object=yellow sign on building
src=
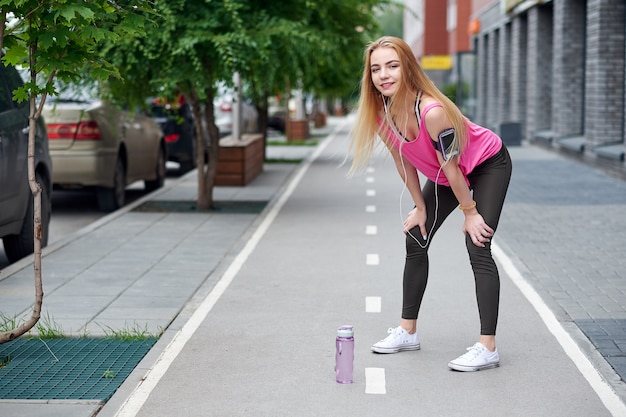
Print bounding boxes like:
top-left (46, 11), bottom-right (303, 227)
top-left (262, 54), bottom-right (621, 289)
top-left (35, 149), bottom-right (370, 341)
top-left (420, 55), bottom-right (452, 70)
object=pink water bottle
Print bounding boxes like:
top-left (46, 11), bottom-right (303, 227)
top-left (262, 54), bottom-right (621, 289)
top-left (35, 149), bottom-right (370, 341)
top-left (335, 325), bottom-right (354, 384)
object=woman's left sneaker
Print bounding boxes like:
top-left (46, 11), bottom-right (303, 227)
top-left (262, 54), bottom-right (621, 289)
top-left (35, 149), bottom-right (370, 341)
top-left (448, 342), bottom-right (499, 371)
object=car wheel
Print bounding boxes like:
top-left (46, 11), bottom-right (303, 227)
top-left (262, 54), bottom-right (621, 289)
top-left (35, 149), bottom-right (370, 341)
top-left (145, 145), bottom-right (166, 191)
top-left (97, 157), bottom-right (126, 212)
top-left (3, 173), bottom-right (51, 263)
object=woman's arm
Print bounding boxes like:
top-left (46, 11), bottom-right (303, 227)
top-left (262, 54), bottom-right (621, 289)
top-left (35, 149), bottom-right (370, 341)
top-left (425, 107), bottom-right (494, 247)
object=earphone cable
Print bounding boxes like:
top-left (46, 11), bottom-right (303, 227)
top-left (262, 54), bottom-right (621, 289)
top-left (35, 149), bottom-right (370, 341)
top-left (398, 134), bottom-right (447, 250)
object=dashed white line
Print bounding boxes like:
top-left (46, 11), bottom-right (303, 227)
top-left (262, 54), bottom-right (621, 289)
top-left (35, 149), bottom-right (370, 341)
top-left (365, 368), bottom-right (386, 394)
top-left (366, 176), bottom-right (375, 183)
top-left (365, 225), bottom-right (378, 235)
top-left (366, 189), bottom-right (376, 197)
top-left (366, 205), bottom-right (376, 213)
top-left (365, 296), bottom-right (381, 313)
top-left (366, 254), bottom-right (380, 265)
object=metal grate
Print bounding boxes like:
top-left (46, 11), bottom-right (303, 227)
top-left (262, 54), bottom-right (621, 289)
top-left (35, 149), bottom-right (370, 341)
top-left (133, 200), bottom-right (268, 214)
top-left (0, 338), bottom-right (157, 400)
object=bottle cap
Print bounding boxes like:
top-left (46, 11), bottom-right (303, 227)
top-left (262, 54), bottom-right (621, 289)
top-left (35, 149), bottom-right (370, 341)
top-left (337, 325), bottom-right (353, 337)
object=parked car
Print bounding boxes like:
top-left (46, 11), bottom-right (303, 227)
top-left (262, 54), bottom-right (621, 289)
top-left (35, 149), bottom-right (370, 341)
top-left (267, 108), bottom-right (287, 133)
top-left (267, 96), bottom-right (287, 133)
top-left (149, 97), bottom-right (202, 174)
top-left (43, 90), bottom-right (166, 212)
top-left (0, 63), bottom-right (53, 263)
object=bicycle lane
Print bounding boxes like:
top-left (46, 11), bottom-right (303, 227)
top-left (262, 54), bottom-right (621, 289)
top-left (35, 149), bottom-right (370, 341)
top-left (110, 116), bottom-right (615, 417)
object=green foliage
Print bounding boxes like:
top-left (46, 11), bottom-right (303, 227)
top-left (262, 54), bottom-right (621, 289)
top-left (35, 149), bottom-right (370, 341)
top-left (0, 311), bottom-right (65, 338)
top-left (103, 0), bottom-right (388, 106)
top-left (99, 322), bottom-right (162, 342)
top-left (442, 82), bottom-right (470, 105)
top-left (34, 311), bottom-right (65, 339)
top-left (102, 369), bottom-right (116, 378)
top-left (0, 356), bottom-right (10, 368)
top-left (1, 0), bottom-right (156, 103)
top-left (378, 2), bottom-right (404, 38)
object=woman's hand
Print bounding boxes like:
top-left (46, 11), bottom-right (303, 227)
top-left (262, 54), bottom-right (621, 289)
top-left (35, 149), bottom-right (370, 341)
top-left (404, 207), bottom-right (428, 240)
top-left (462, 210), bottom-right (494, 247)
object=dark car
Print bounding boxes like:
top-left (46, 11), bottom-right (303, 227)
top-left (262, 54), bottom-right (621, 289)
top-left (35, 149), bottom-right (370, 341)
top-left (267, 108), bottom-right (287, 133)
top-left (267, 98), bottom-right (287, 133)
top-left (150, 97), bottom-right (201, 174)
top-left (0, 63), bottom-right (53, 263)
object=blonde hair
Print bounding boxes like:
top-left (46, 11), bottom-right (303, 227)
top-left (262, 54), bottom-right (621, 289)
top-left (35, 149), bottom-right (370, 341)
top-left (347, 36), bottom-right (468, 175)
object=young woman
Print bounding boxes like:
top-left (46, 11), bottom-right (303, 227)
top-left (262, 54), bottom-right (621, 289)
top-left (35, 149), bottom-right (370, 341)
top-left (348, 36), bottom-right (512, 371)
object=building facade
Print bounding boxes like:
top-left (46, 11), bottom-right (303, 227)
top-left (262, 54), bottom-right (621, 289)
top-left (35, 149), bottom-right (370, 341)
top-left (471, 0), bottom-right (626, 167)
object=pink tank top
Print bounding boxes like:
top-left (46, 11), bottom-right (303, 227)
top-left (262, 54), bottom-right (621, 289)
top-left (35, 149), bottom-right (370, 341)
top-left (381, 103), bottom-right (502, 186)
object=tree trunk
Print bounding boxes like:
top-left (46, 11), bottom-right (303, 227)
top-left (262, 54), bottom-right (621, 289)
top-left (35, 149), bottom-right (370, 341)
top-left (255, 91), bottom-right (269, 161)
top-left (0, 80), bottom-right (44, 344)
top-left (200, 85), bottom-right (220, 210)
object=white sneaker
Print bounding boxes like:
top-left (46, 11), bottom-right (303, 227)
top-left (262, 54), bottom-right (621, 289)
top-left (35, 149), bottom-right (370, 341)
top-left (371, 326), bottom-right (420, 353)
top-left (448, 342), bottom-right (500, 371)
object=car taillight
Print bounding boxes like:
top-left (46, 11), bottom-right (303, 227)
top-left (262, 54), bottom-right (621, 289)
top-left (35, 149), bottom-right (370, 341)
top-left (47, 121), bottom-right (101, 140)
top-left (164, 133), bottom-right (180, 143)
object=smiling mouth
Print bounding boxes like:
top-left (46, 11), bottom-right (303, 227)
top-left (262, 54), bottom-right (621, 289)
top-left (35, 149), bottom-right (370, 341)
top-left (380, 83), bottom-right (394, 89)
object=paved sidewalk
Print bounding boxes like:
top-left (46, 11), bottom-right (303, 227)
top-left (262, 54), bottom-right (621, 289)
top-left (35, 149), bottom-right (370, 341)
top-left (1, 115), bottom-right (626, 416)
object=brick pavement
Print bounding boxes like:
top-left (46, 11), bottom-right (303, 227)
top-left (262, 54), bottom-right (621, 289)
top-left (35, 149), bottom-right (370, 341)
top-left (496, 145), bottom-right (626, 384)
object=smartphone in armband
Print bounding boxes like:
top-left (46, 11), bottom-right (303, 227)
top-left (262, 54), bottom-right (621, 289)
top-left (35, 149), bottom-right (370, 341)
top-left (436, 128), bottom-right (459, 161)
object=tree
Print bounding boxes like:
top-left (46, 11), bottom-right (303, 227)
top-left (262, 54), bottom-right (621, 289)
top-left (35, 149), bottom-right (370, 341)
top-left (106, 0), bottom-right (389, 210)
top-left (105, 0), bottom-right (259, 210)
top-left (240, 0), bottom-right (386, 140)
top-left (0, 0), bottom-right (154, 343)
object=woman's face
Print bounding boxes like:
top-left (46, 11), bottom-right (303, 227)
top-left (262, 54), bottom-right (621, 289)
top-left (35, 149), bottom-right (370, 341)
top-left (370, 46), bottom-right (401, 97)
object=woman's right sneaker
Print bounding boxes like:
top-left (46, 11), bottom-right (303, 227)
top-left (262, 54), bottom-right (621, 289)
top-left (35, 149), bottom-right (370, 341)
top-left (371, 326), bottom-right (420, 353)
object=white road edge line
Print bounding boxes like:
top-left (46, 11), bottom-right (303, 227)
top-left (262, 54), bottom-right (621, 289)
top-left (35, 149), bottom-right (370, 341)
top-left (113, 120), bottom-right (350, 417)
top-left (492, 242), bottom-right (626, 417)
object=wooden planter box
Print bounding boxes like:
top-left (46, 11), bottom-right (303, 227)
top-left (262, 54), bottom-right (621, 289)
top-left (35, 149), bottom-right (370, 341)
top-left (286, 119), bottom-right (310, 141)
top-left (215, 133), bottom-right (264, 186)
top-left (313, 112), bottom-right (326, 128)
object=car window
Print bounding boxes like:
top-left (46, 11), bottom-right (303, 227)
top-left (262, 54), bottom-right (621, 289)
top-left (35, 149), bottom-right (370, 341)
top-left (46, 81), bottom-right (98, 104)
top-left (0, 68), bottom-right (16, 114)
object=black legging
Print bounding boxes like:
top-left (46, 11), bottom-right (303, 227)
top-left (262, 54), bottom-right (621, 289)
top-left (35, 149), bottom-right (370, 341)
top-left (402, 145), bottom-right (512, 335)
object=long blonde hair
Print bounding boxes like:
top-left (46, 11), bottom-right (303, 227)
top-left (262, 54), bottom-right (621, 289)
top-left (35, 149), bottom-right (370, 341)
top-left (347, 36), bottom-right (468, 175)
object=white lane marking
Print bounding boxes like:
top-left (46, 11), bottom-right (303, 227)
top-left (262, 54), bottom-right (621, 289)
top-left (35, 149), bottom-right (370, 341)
top-left (113, 119), bottom-right (351, 417)
top-left (366, 189), bottom-right (376, 197)
top-left (365, 296), bottom-right (381, 313)
top-left (366, 254), bottom-right (379, 266)
top-left (365, 367), bottom-right (386, 394)
top-left (492, 242), bottom-right (626, 417)
top-left (366, 176), bottom-right (375, 183)
top-left (366, 205), bottom-right (376, 213)
top-left (367, 167), bottom-right (375, 173)
top-left (365, 225), bottom-right (378, 235)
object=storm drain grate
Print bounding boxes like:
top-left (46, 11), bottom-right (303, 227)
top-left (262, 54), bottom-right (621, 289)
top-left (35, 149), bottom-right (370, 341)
top-left (0, 337), bottom-right (157, 400)
top-left (133, 200), bottom-right (268, 214)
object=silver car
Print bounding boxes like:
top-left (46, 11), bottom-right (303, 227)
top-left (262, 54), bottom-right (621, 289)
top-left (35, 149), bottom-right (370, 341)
top-left (43, 95), bottom-right (166, 212)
